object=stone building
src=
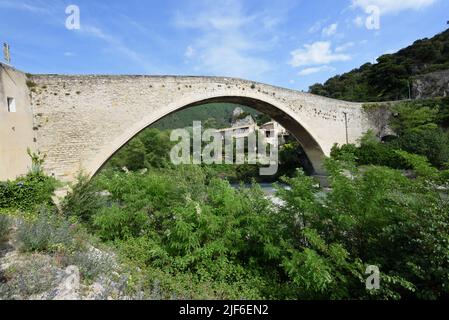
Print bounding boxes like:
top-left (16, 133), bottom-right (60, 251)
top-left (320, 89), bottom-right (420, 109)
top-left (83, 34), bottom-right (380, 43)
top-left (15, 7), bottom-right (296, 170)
top-left (216, 108), bottom-right (289, 146)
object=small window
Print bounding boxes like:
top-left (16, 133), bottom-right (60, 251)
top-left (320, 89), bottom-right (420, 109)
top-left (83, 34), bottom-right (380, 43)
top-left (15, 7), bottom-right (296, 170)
top-left (7, 97), bottom-right (16, 112)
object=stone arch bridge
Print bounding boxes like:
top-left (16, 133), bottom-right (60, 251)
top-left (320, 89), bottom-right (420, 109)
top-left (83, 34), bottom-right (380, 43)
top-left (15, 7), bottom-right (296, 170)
top-left (0, 63), bottom-right (380, 183)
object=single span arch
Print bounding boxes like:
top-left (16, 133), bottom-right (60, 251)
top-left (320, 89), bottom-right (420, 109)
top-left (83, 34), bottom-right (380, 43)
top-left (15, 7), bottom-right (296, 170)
top-left (0, 66), bottom-right (377, 182)
top-left (88, 95), bottom-right (326, 178)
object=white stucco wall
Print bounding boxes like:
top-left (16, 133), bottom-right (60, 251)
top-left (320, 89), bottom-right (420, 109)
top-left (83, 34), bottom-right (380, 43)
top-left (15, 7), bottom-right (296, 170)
top-left (0, 64), bottom-right (36, 181)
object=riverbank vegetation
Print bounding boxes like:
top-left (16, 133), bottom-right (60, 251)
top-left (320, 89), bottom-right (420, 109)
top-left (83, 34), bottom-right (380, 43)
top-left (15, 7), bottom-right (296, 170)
top-left (1, 126), bottom-right (448, 299)
top-left (332, 101), bottom-right (449, 170)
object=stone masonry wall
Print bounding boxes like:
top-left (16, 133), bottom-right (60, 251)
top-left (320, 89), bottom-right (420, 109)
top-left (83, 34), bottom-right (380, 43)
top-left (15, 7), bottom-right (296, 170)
top-left (26, 75), bottom-right (370, 181)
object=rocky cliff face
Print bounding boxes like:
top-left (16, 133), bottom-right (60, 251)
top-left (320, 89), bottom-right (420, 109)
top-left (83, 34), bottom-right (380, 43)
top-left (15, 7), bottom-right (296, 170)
top-left (412, 69), bottom-right (449, 99)
top-left (231, 107), bottom-right (256, 127)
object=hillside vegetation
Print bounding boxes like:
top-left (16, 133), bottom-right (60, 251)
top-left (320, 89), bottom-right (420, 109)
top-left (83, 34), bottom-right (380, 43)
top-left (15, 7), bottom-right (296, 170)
top-left (152, 103), bottom-right (259, 130)
top-left (310, 29), bottom-right (449, 102)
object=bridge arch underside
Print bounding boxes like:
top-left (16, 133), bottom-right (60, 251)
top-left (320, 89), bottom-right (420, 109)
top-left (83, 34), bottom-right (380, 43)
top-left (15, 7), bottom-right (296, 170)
top-left (89, 96), bottom-right (327, 179)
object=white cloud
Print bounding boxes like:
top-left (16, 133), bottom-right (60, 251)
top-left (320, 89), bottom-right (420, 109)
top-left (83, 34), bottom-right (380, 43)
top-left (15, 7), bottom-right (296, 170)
top-left (64, 52), bottom-right (75, 57)
top-left (322, 23), bottom-right (338, 37)
top-left (262, 16), bottom-right (282, 30)
top-left (289, 41), bottom-right (351, 67)
top-left (185, 46), bottom-right (195, 58)
top-left (353, 16), bottom-right (365, 27)
top-left (174, 0), bottom-right (277, 79)
top-left (298, 65), bottom-right (336, 76)
top-left (335, 42), bottom-right (355, 52)
top-left (308, 20), bottom-right (324, 34)
top-left (351, 0), bottom-right (437, 14)
top-left (79, 25), bottom-right (153, 72)
top-left (0, 0), bottom-right (51, 14)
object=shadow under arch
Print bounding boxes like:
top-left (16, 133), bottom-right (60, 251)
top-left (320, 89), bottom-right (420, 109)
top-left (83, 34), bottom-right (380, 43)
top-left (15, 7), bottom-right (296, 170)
top-left (86, 95), bottom-right (327, 179)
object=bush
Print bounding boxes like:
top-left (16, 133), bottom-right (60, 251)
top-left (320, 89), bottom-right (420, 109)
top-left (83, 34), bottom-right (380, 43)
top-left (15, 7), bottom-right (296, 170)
top-left (64, 249), bottom-right (116, 282)
top-left (0, 215), bottom-right (10, 241)
top-left (96, 168), bottom-right (199, 215)
top-left (17, 208), bottom-right (75, 253)
top-left (93, 205), bottom-right (149, 241)
top-left (391, 128), bottom-right (449, 168)
top-left (390, 102), bottom-right (438, 136)
top-left (61, 173), bottom-right (105, 223)
top-left (0, 256), bottom-right (61, 299)
top-left (330, 141), bottom-right (409, 169)
top-left (0, 172), bottom-right (57, 211)
top-left (276, 159), bottom-right (449, 299)
top-left (42, 154), bottom-right (448, 300)
top-left (356, 142), bottom-right (409, 169)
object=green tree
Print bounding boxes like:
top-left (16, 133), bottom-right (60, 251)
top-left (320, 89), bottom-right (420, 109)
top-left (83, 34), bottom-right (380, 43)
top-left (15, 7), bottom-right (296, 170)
top-left (392, 128), bottom-right (449, 168)
top-left (390, 102), bottom-right (438, 135)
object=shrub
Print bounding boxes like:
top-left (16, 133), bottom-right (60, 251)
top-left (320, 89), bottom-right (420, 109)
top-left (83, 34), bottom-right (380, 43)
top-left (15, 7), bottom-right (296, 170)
top-left (357, 141), bottom-right (408, 169)
top-left (64, 249), bottom-right (116, 282)
top-left (0, 172), bottom-right (57, 211)
top-left (278, 159), bottom-right (449, 299)
top-left (394, 150), bottom-right (440, 180)
top-left (390, 102), bottom-right (438, 136)
top-left (330, 143), bottom-right (358, 161)
top-left (92, 206), bottom-right (149, 241)
top-left (108, 174), bottom-right (276, 299)
top-left (51, 155), bottom-right (448, 300)
top-left (0, 257), bottom-right (61, 299)
top-left (330, 141), bottom-right (408, 169)
top-left (96, 169), bottom-right (194, 214)
top-left (61, 173), bottom-right (105, 223)
top-left (0, 215), bottom-right (10, 241)
top-left (26, 80), bottom-right (37, 89)
top-left (17, 208), bottom-right (74, 253)
top-left (391, 128), bottom-right (449, 168)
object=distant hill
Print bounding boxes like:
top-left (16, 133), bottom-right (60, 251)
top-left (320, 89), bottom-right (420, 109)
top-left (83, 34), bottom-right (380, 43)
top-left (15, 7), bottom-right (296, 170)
top-left (151, 103), bottom-right (260, 130)
top-left (309, 28), bottom-right (449, 102)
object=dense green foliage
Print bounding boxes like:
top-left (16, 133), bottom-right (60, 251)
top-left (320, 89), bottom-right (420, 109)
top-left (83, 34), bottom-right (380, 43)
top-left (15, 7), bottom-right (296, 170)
top-left (0, 150), bottom-right (57, 212)
top-left (61, 173), bottom-right (106, 224)
top-left (104, 128), bottom-right (175, 172)
top-left (102, 124), bottom-right (310, 183)
top-left (333, 102), bottom-right (449, 169)
top-left (310, 29), bottom-right (449, 102)
top-left (152, 103), bottom-right (259, 130)
top-left (1, 131), bottom-right (448, 299)
top-left (390, 127), bottom-right (449, 168)
top-left (55, 155), bottom-right (449, 299)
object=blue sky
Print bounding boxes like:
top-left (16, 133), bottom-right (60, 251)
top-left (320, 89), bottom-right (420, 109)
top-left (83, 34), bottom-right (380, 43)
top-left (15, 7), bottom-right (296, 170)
top-left (0, 0), bottom-right (448, 91)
